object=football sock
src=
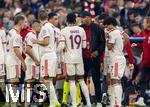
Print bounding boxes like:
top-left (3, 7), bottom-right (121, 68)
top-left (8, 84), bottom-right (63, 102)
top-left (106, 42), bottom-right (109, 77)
top-left (110, 85), bottom-right (115, 107)
top-left (49, 80), bottom-right (58, 105)
top-left (114, 84), bottom-right (122, 107)
top-left (69, 80), bottom-right (76, 107)
top-left (62, 80), bottom-right (70, 104)
top-left (107, 85), bottom-right (112, 101)
top-left (76, 82), bottom-right (82, 105)
top-left (79, 79), bottom-right (91, 105)
top-left (25, 84), bottom-right (32, 106)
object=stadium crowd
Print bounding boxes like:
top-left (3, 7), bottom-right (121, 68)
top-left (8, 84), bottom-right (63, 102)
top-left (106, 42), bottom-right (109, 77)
top-left (0, 0), bottom-right (150, 107)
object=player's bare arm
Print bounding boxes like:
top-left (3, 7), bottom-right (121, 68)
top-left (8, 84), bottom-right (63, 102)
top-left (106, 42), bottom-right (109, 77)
top-left (14, 47), bottom-right (26, 71)
top-left (122, 31), bottom-right (129, 46)
top-left (26, 46), bottom-right (40, 66)
top-left (32, 36), bottom-right (50, 46)
top-left (57, 35), bottom-right (65, 51)
top-left (107, 43), bottom-right (114, 50)
top-left (91, 50), bottom-right (98, 58)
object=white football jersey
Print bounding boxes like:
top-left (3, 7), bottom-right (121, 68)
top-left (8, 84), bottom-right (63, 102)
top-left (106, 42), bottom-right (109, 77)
top-left (60, 25), bottom-right (86, 63)
top-left (104, 29), bottom-right (110, 57)
top-left (54, 27), bottom-right (61, 39)
top-left (38, 22), bottom-right (57, 58)
top-left (24, 32), bottom-right (40, 62)
top-left (108, 29), bottom-right (124, 58)
top-left (54, 27), bottom-right (62, 67)
top-left (0, 29), bottom-right (6, 64)
top-left (6, 29), bottom-right (22, 66)
top-left (54, 27), bottom-right (61, 52)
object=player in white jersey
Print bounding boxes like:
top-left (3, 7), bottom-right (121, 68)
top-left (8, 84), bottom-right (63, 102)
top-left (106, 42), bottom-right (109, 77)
top-left (6, 15), bottom-right (26, 105)
top-left (0, 28), bottom-right (7, 96)
top-left (58, 13), bottom-right (91, 107)
top-left (47, 12), bottom-right (62, 75)
top-left (25, 20), bottom-right (40, 81)
top-left (6, 15), bottom-right (26, 81)
top-left (103, 29), bottom-right (111, 76)
top-left (32, 10), bottom-right (60, 107)
top-left (24, 20), bottom-right (41, 106)
top-left (0, 29), bottom-right (6, 77)
top-left (103, 17), bottom-right (126, 107)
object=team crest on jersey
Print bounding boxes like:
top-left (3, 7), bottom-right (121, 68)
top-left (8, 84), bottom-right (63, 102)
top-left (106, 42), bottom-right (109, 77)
top-left (42, 29), bottom-right (47, 36)
top-left (15, 38), bottom-right (21, 45)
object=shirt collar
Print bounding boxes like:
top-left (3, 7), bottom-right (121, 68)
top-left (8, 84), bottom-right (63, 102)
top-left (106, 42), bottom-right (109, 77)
top-left (42, 20), bottom-right (49, 26)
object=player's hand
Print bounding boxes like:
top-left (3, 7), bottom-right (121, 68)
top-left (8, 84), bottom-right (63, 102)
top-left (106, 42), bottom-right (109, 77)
top-left (106, 74), bottom-right (111, 85)
top-left (86, 42), bottom-right (90, 49)
top-left (21, 61), bottom-right (27, 72)
top-left (129, 64), bottom-right (134, 71)
top-left (100, 63), bottom-right (104, 71)
top-left (32, 39), bottom-right (39, 44)
top-left (91, 51), bottom-right (98, 58)
top-left (35, 60), bottom-right (40, 66)
top-left (131, 43), bottom-right (137, 47)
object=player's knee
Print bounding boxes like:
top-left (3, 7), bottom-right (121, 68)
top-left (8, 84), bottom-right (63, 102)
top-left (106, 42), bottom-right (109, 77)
top-left (77, 75), bottom-right (84, 80)
top-left (9, 78), bottom-right (19, 85)
top-left (68, 75), bottom-right (75, 81)
top-left (111, 79), bottom-right (121, 85)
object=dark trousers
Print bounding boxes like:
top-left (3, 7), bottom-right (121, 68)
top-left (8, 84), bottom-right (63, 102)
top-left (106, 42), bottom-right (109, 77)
top-left (83, 57), bottom-right (102, 103)
top-left (141, 67), bottom-right (150, 90)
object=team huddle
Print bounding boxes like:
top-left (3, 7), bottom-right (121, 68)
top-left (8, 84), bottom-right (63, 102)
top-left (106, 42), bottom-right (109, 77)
top-left (0, 10), bottom-right (127, 107)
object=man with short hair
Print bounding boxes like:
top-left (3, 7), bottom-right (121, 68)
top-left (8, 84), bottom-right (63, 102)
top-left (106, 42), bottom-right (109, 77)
top-left (80, 11), bottom-right (105, 107)
top-left (58, 13), bottom-right (91, 107)
top-left (24, 20), bottom-right (41, 106)
top-left (32, 10), bottom-right (60, 107)
top-left (6, 15), bottom-right (26, 106)
top-left (103, 17), bottom-right (126, 107)
top-left (0, 26), bottom-right (7, 101)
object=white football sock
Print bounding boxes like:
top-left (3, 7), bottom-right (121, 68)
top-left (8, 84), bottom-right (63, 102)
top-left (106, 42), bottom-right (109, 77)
top-left (110, 85), bottom-right (115, 107)
top-left (25, 84), bottom-right (32, 104)
top-left (49, 81), bottom-right (58, 105)
top-left (6, 84), bottom-right (10, 103)
top-left (79, 79), bottom-right (91, 106)
top-left (69, 80), bottom-right (76, 107)
top-left (107, 85), bottom-right (111, 97)
top-left (114, 84), bottom-right (123, 107)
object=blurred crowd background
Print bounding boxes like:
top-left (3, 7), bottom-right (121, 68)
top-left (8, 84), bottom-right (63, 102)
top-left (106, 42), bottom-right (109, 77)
top-left (0, 0), bottom-right (150, 106)
top-left (0, 0), bottom-right (150, 34)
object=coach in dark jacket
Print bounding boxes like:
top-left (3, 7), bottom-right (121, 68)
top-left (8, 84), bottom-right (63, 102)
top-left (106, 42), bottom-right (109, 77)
top-left (80, 11), bottom-right (105, 106)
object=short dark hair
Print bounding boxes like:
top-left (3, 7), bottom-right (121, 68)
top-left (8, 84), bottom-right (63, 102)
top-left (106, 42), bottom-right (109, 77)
top-left (48, 12), bottom-right (57, 20)
top-left (112, 12), bottom-right (120, 18)
top-left (98, 13), bottom-right (108, 20)
top-left (67, 12), bottom-right (76, 24)
top-left (103, 16), bottom-right (118, 26)
top-left (130, 23), bottom-right (140, 28)
top-left (14, 15), bottom-right (25, 25)
top-left (128, 9), bottom-right (135, 16)
top-left (110, 4), bottom-right (119, 12)
top-left (39, 10), bottom-right (48, 21)
top-left (31, 20), bottom-right (41, 26)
